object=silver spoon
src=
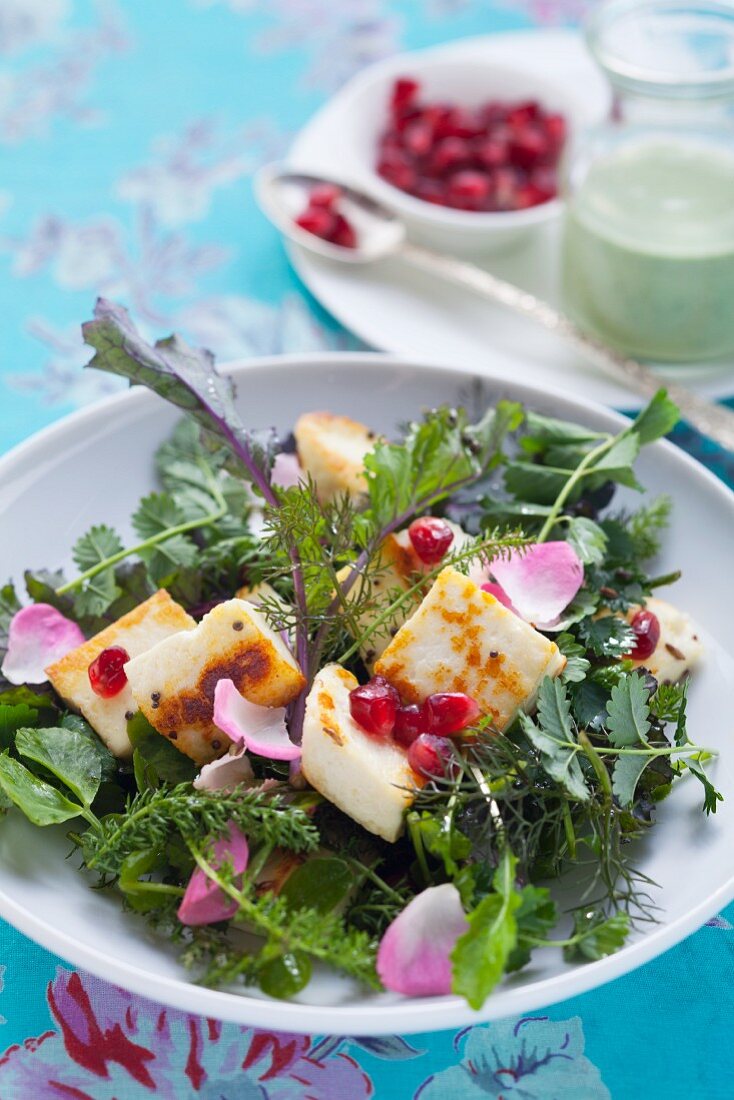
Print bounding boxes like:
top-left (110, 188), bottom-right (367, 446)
top-left (255, 163), bottom-right (734, 450)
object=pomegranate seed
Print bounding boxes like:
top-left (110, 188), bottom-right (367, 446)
top-left (506, 101), bottom-right (540, 127)
top-left (408, 516), bottom-right (454, 564)
top-left (295, 207), bottom-right (336, 240)
top-left (408, 734), bottom-right (452, 778)
top-left (349, 677), bottom-right (400, 739)
top-left (427, 136), bottom-right (473, 177)
top-left (441, 106), bottom-right (483, 139)
top-left (627, 610), bottom-right (661, 661)
top-left (508, 126), bottom-right (550, 169)
top-left (377, 157), bottom-right (417, 192)
top-left (331, 214), bottom-right (357, 249)
top-left (403, 119), bottom-right (434, 157)
top-left (309, 184), bottom-right (341, 209)
top-left (425, 692), bottom-right (480, 735)
top-left (479, 100), bottom-right (509, 126)
top-left (475, 136), bottom-right (509, 170)
top-left (493, 166), bottom-right (522, 210)
top-left (391, 77), bottom-right (420, 115)
top-left (543, 113), bottom-right (567, 152)
top-left (88, 645), bottom-right (130, 698)
top-left (447, 169), bottom-right (491, 209)
top-left (529, 166), bottom-right (557, 201)
top-left (393, 703), bottom-right (430, 748)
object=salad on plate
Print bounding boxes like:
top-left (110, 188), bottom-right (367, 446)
top-left (0, 300), bottom-right (719, 1008)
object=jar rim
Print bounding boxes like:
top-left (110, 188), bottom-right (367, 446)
top-left (586, 0), bottom-right (734, 99)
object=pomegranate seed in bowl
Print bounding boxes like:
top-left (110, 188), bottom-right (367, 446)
top-left (375, 77), bottom-right (566, 213)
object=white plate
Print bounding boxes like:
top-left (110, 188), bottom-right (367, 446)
top-left (288, 32), bottom-right (734, 408)
top-left (1, 352), bottom-right (733, 1035)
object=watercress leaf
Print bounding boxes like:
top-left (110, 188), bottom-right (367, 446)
top-left (578, 615), bottom-right (635, 658)
top-left (259, 951), bottom-right (312, 999)
top-left (507, 884), bottom-right (558, 972)
top-left (606, 675), bottom-right (651, 747)
top-left (0, 704), bottom-right (39, 749)
top-left (523, 412), bottom-right (606, 447)
top-left (630, 390), bottom-right (680, 445)
top-left (60, 714), bottom-right (118, 784)
top-left (280, 857), bottom-right (353, 914)
top-left (0, 752), bottom-right (83, 825)
top-left (556, 633), bottom-right (591, 684)
top-left (504, 462), bottom-right (574, 505)
top-left (15, 726), bottom-right (102, 808)
top-left (564, 909), bottom-right (630, 961)
top-left (127, 712), bottom-right (197, 785)
top-left (451, 850), bottom-right (521, 1009)
top-left (612, 753), bottom-right (652, 807)
top-left (565, 517), bottom-right (608, 566)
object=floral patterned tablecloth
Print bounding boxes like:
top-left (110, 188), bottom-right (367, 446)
top-left (1, 2), bottom-right (734, 1097)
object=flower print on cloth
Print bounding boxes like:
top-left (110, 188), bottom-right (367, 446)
top-left (0, 967), bottom-right (375, 1099)
top-left (415, 1015), bottom-right (610, 1100)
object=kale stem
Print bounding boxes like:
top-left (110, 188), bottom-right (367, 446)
top-left (536, 434), bottom-right (616, 544)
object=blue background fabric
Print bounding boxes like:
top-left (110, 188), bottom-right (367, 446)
top-left (1, 2), bottom-right (733, 1096)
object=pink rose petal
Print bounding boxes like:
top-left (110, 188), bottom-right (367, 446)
top-left (1, 604), bottom-right (85, 685)
top-left (177, 821), bottom-right (249, 926)
top-left (213, 679), bottom-right (301, 762)
top-left (272, 452), bottom-right (304, 490)
top-left (481, 581), bottom-right (517, 613)
top-left (193, 745), bottom-right (255, 791)
top-left (377, 884), bottom-right (468, 997)
top-left (489, 541), bottom-right (584, 630)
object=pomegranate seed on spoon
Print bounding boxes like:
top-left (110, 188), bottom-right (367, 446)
top-left (627, 610), bottom-right (661, 661)
top-left (88, 645), bottom-right (130, 698)
top-left (408, 517), bottom-right (454, 565)
top-left (349, 676), bottom-right (400, 738)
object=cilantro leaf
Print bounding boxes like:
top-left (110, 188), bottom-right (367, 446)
top-left (72, 524), bottom-right (124, 616)
top-left (606, 675), bottom-right (651, 747)
top-left (578, 615), bottom-right (635, 658)
top-left (451, 849), bottom-right (521, 1008)
top-left (519, 679), bottom-right (590, 802)
top-left (131, 492), bottom-right (199, 583)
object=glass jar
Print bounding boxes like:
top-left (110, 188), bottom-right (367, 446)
top-left (561, 0), bottom-right (734, 362)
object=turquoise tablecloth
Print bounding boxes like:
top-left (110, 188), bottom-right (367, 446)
top-left (1, 3), bottom-right (733, 1097)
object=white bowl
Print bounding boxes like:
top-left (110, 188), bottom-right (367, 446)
top-left (0, 352), bottom-right (733, 1035)
top-left (332, 49), bottom-right (589, 256)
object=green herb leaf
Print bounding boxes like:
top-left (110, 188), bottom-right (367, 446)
top-left (127, 712), bottom-right (197, 787)
top-left (59, 714), bottom-right (118, 784)
top-left (606, 675), bottom-right (651, 747)
top-left (522, 412), bottom-right (605, 447)
top-left (564, 909), bottom-right (630, 961)
top-left (612, 753), bottom-right (652, 806)
top-left (15, 726), bottom-right (102, 808)
top-left (565, 517), bottom-right (608, 566)
top-left (626, 496), bottom-right (672, 561)
top-left (259, 951), bottom-right (312, 999)
top-left (578, 615), bottom-right (635, 658)
top-left (519, 679), bottom-right (590, 802)
top-left (0, 752), bottom-right (85, 825)
top-left (0, 704), bottom-right (39, 749)
top-left (408, 810), bottom-right (472, 878)
top-left (71, 524), bottom-right (124, 616)
top-left (630, 390), bottom-right (680, 445)
top-left (507, 884), bottom-right (558, 971)
top-left (556, 633), bottom-right (591, 685)
top-left (280, 857), bottom-right (353, 915)
top-left (451, 849), bottom-right (521, 1009)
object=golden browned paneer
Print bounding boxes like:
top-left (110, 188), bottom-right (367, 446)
top-left (124, 598), bottom-right (305, 765)
top-left (338, 521), bottom-right (472, 668)
top-left (301, 664), bottom-right (419, 842)
top-left (375, 566), bottom-right (566, 732)
top-left (294, 411), bottom-right (376, 503)
top-left (46, 590), bottom-right (195, 758)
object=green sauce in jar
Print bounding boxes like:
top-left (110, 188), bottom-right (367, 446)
top-left (561, 138), bottom-right (734, 361)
